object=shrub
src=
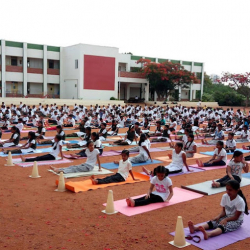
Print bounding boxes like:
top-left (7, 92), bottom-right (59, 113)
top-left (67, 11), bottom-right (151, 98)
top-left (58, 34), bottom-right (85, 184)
top-left (110, 97), bottom-right (116, 100)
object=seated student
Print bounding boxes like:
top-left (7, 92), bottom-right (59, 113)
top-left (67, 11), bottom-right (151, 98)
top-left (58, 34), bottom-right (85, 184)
top-left (225, 132), bottom-right (236, 153)
top-left (70, 132), bottom-right (103, 158)
top-left (172, 128), bottom-right (190, 148)
top-left (22, 121), bottom-right (46, 141)
top-left (141, 118), bottom-right (150, 133)
top-left (90, 150), bottom-right (138, 184)
top-left (151, 124), bottom-right (172, 143)
top-left (134, 122), bottom-right (142, 137)
top-left (143, 143), bottom-right (191, 175)
top-left (236, 125), bottom-right (249, 143)
top-left (151, 121), bottom-right (163, 136)
top-left (202, 124), bottom-right (224, 145)
top-left (1, 116), bottom-right (10, 130)
top-left (64, 114), bottom-right (75, 127)
top-left (107, 120), bottom-right (119, 136)
top-left (212, 151), bottom-right (249, 188)
top-left (112, 125), bottom-right (137, 145)
top-left (66, 119), bottom-right (86, 137)
top-left (177, 120), bottom-right (188, 135)
top-left (4, 131), bottom-right (37, 155)
top-left (233, 121), bottom-right (243, 136)
top-left (48, 111), bottom-right (58, 124)
top-left (224, 117), bottom-right (233, 131)
top-left (197, 140), bottom-right (227, 167)
top-left (169, 118), bottom-right (177, 133)
top-left (67, 127), bottom-right (92, 149)
top-left (38, 125), bottom-right (65, 145)
top-left (0, 126), bottom-right (20, 148)
top-left (187, 180), bottom-right (248, 240)
top-left (50, 141), bottom-right (101, 173)
top-left (183, 134), bottom-right (197, 158)
top-left (21, 135), bottom-right (63, 162)
top-left (129, 134), bottom-right (152, 164)
top-left (98, 122), bottom-right (107, 141)
top-left (126, 166), bottom-right (173, 207)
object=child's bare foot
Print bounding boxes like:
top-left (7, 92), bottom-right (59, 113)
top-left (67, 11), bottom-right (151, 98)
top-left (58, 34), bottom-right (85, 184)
top-left (168, 154), bottom-right (172, 160)
top-left (198, 226), bottom-right (209, 240)
top-left (242, 145), bottom-right (248, 150)
top-left (128, 197), bottom-right (135, 207)
top-left (114, 161), bottom-right (119, 164)
top-left (201, 139), bottom-right (205, 145)
top-left (212, 180), bottom-right (220, 188)
top-left (142, 166), bottom-right (150, 175)
top-left (188, 221), bottom-right (195, 234)
top-left (50, 165), bottom-right (60, 173)
top-left (90, 175), bottom-right (98, 185)
top-left (20, 155), bottom-right (26, 162)
top-left (126, 198), bottom-right (131, 207)
top-left (196, 160), bottom-right (201, 167)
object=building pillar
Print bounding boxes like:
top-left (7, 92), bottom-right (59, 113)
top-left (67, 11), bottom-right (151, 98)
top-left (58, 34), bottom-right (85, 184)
top-left (43, 45), bottom-right (47, 96)
top-left (178, 86), bottom-right (181, 101)
top-left (1, 39), bottom-right (6, 97)
top-left (126, 84), bottom-right (130, 100)
top-left (189, 84), bottom-right (192, 101)
top-left (59, 47), bottom-right (63, 98)
top-left (154, 91), bottom-right (157, 101)
top-left (193, 89), bottom-right (196, 99)
top-left (23, 42), bottom-right (27, 96)
top-left (144, 82), bottom-right (149, 101)
top-left (200, 63), bottom-right (205, 100)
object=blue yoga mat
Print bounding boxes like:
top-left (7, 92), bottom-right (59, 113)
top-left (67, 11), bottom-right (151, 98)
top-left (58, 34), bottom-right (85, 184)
top-left (200, 149), bottom-right (250, 156)
top-left (242, 173), bottom-right (250, 179)
top-left (37, 140), bottom-right (80, 146)
top-left (101, 159), bottom-right (163, 170)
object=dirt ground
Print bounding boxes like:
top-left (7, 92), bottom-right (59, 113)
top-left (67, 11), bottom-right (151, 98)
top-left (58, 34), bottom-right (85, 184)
top-left (1, 106), bottom-right (250, 250)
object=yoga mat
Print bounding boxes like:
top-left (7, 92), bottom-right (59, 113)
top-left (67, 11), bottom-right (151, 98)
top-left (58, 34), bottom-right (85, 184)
top-left (115, 148), bottom-right (165, 153)
top-left (181, 177), bottom-right (250, 195)
top-left (13, 158), bottom-right (72, 167)
top-left (189, 159), bottom-right (230, 171)
top-left (200, 149), bottom-right (250, 156)
top-left (101, 159), bottom-right (163, 170)
top-left (170, 211), bottom-right (250, 250)
top-left (156, 147), bottom-right (172, 150)
top-left (63, 150), bottom-right (121, 159)
top-left (37, 140), bottom-right (80, 146)
top-left (56, 172), bottom-right (150, 193)
top-left (242, 173), bottom-right (250, 179)
top-left (155, 154), bottom-right (210, 163)
top-left (103, 188), bottom-right (203, 216)
top-left (48, 166), bottom-right (113, 178)
top-left (0, 149), bottom-right (45, 157)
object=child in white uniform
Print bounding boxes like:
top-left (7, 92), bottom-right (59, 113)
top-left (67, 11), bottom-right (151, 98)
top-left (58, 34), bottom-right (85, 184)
top-left (126, 166), bottom-right (173, 207)
top-left (91, 150), bottom-right (137, 184)
top-left (187, 180), bottom-right (248, 240)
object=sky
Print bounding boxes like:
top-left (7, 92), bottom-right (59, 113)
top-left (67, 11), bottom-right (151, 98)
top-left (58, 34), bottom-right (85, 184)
top-left (1, 0), bottom-right (250, 76)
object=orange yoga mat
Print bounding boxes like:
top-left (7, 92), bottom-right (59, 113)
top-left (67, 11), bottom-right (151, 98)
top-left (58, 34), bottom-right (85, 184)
top-left (155, 153), bottom-right (210, 163)
top-left (55, 172), bottom-right (150, 193)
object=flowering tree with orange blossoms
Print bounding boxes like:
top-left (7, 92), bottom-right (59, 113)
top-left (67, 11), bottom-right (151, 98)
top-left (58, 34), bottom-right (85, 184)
top-left (137, 59), bottom-right (198, 99)
top-left (220, 72), bottom-right (250, 106)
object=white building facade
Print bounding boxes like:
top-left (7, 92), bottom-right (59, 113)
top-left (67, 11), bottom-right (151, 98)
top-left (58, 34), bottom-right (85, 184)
top-left (0, 40), bottom-right (204, 101)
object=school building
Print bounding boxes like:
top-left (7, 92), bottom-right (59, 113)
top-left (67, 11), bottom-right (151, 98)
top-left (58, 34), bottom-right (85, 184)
top-left (0, 39), bottom-right (204, 101)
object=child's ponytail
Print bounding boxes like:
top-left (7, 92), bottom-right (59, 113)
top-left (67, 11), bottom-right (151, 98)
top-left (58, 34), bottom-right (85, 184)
top-left (238, 189), bottom-right (249, 215)
top-left (226, 180), bottom-right (249, 215)
top-left (230, 150), bottom-right (243, 161)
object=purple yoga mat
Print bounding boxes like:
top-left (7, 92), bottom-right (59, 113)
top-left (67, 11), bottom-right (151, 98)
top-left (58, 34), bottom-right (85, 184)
top-left (170, 211), bottom-right (250, 250)
top-left (116, 148), bottom-right (165, 153)
top-left (189, 159), bottom-right (230, 171)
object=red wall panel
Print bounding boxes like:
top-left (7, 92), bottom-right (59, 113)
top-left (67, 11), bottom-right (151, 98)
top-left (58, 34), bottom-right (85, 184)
top-left (84, 55), bottom-right (115, 90)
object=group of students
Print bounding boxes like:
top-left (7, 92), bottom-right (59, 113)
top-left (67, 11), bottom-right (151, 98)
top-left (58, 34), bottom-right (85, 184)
top-left (1, 101), bottom-right (250, 241)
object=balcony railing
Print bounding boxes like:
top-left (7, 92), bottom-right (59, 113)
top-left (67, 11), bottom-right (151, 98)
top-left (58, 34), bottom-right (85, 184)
top-left (6, 65), bottom-right (23, 72)
top-left (6, 92), bottom-right (23, 97)
top-left (119, 71), bottom-right (145, 79)
top-left (47, 68), bottom-right (60, 75)
top-left (28, 68), bottom-right (43, 74)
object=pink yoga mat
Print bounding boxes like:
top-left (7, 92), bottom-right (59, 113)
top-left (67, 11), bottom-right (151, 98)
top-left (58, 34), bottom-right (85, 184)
top-left (13, 158), bottom-right (72, 167)
top-left (170, 211), bottom-right (250, 250)
top-left (190, 159), bottom-right (230, 171)
top-left (103, 187), bottom-right (203, 216)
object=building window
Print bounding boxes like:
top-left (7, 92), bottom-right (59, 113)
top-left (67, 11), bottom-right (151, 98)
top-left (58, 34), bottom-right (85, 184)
top-left (48, 60), bottom-right (54, 69)
top-left (27, 59), bottom-right (30, 68)
top-left (11, 57), bottom-right (17, 66)
top-left (75, 60), bottom-right (78, 69)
